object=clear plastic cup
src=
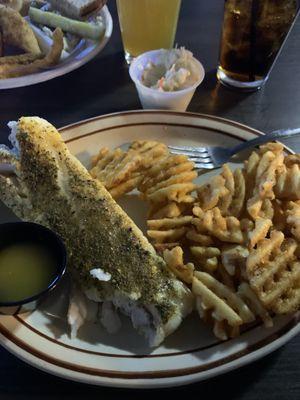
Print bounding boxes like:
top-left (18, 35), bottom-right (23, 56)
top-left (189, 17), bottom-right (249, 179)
top-left (129, 49), bottom-right (205, 111)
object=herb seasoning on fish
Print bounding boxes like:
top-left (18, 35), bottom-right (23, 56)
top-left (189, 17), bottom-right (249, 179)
top-left (0, 117), bottom-right (193, 346)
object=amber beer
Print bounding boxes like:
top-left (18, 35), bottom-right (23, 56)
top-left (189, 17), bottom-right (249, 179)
top-left (117, 0), bottom-right (181, 63)
top-left (217, 0), bottom-right (299, 90)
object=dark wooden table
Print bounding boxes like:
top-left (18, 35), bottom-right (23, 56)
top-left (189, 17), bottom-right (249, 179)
top-left (1, 1), bottom-right (300, 399)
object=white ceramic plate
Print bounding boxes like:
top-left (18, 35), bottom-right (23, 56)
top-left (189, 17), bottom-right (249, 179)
top-left (0, 111), bottom-right (299, 388)
top-left (0, 6), bottom-right (113, 90)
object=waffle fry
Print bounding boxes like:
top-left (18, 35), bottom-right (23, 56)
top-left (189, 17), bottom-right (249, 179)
top-left (259, 142), bottom-right (284, 155)
top-left (246, 230), bottom-right (284, 272)
top-left (221, 245), bottom-right (249, 277)
top-left (139, 153), bottom-right (196, 196)
top-left (218, 164), bottom-right (234, 215)
top-left (197, 175), bottom-right (228, 211)
top-left (89, 140), bottom-right (300, 332)
top-left (129, 140), bottom-right (169, 168)
top-left (147, 216), bottom-right (192, 249)
top-left (247, 149), bottom-right (284, 219)
top-left (248, 218), bottom-right (272, 248)
top-left (286, 201), bottom-right (300, 241)
top-left (230, 168), bottom-right (246, 217)
top-left (193, 206), bottom-right (244, 243)
top-left (273, 199), bottom-right (288, 231)
top-left (89, 147), bottom-right (143, 198)
top-left (275, 163), bottom-right (300, 200)
top-left (91, 147), bottom-right (109, 167)
top-left (186, 228), bottom-right (214, 246)
top-left (216, 263), bottom-right (236, 291)
top-left (148, 202), bottom-right (187, 219)
top-left (244, 150), bottom-right (260, 198)
top-left (194, 272), bottom-right (255, 323)
top-left (237, 283), bottom-right (273, 328)
top-left (139, 154), bottom-right (195, 192)
top-left (285, 154), bottom-right (300, 167)
top-left (109, 173), bottom-right (142, 199)
top-left (193, 272), bottom-right (255, 340)
top-left (247, 234), bottom-right (300, 313)
top-left (163, 246), bottom-right (194, 284)
top-left (139, 153), bottom-right (197, 204)
top-left (190, 246), bottom-right (221, 273)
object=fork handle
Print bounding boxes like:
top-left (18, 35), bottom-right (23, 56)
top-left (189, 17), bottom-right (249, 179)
top-left (229, 128), bottom-right (300, 156)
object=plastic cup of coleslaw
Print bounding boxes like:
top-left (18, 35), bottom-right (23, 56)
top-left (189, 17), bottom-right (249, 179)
top-left (129, 48), bottom-right (205, 111)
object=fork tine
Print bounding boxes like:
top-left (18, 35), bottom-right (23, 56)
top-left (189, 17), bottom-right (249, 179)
top-left (189, 156), bottom-right (212, 162)
top-left (194, 162), bottom-right (215, 169)
top-left (169, 149), bottom-right (209, 158)
top-left (168, 145), bottom-right (208, 153)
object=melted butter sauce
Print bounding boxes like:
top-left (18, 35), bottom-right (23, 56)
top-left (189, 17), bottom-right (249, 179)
top-left (0, 243), bottom-right (57, 303)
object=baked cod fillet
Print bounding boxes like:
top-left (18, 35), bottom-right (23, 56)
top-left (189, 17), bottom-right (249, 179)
top-left (0, 117), bottom-right (193, 346)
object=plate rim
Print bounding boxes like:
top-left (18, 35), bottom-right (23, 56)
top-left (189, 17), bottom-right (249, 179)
top-left (0, 110), bottom-right (298, 388)
top-left (0, 5), bottom-right (113, 90)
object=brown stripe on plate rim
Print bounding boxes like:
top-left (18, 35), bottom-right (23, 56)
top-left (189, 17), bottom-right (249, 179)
top-left (58, 110), bottom-right (264, 137)
top-left (59, 110), bottom-right (294, 155)
top-left (13, 315), bottom-right (261, 358)
top-left (0, 317), bottom-right (298, 379)
top-left (63, 123), bottom-right (249, 144)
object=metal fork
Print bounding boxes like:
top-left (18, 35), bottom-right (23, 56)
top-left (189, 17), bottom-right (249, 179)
top-left (168, 128), bottom-right (300, 169)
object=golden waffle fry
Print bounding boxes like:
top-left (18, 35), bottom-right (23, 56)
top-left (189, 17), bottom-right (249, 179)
top-left (272, 199), bottom-right (287, 231)
top-left (245, 145), bottom-right (284, 219)
top-left (163, 246), bottom-right (194, 284)
top-left (259, 142), bottom-right (284, 154)
top-left (129, 140), bottom-right (169, 168)
top-left (197, 165), bottom-right (246, 218)
top-left (147, 216), bottom-right (192, 246)
top-left (246, 230), bottom-right (284, 272)
top-left (247, 235), bottom-right (300, 313)
top-left (109, 174), bottom-right (143, 199)
top-left (286, 201), bottom-right (300, 241)
top-left (154, 242), bottom-right (181, 252)
top-left (190, 246), bottom-right (221, 273)
top-left (272, 273), bottom-right (300, 314)
top-left (148, 202), bottom-right (188, 219)
top-left (195, 299), bottom-right (240, 340)
top-left (216, 263), bottom-right (236, 291)
top-left (244, 150), bottom-right (260, 198)
top-left (229, 168), bottom-right (246, 217)
top-left (237, 283), bottom-right (273, 328)
top-left (194, 272), bottom-right (255, 323)
top-left (218, 164), bottom-right (234, 215)
top-left (275, 163), bottom-right (300, 200)
top-left (197, 175), bottom-right (228, 211)
top-left (139, 154), bottom-right (195, 192)
top-left (247, 149), bottom-right (284, 219)
top-left (193, 272), bottom-right (255, 340)
top-left (213, 320), bottom-right (240, 340)
top-left (146, 183), bottom-right (196, 204)
top-left (147, 227), bottom-right (187, 244)
top-left (91, 147), bottom-right (109, 167)
top-left (193, 206), bottom-right (244, 243)
top-left (186, 228), bottom-right (214, 246)
top-left (285, 154), bottom-right (300, 167)
top-left (139, 153), bottom-right (197, 205)
top-left (147, 216), bottom-right (193, 230)
top-left (221, 245), bottom-right (249, 277)
top-left (90, 147), bottom-right (143, 198)
top-left (90, 150), bottom-right (141, 188)
top-left (248, 218), bottom-right (272, 248)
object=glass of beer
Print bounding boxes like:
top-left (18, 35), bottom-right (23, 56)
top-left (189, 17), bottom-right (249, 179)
top-left (217, 0), bottom-right (299, 91)
top-left (116, 0), bottom-right (182, 64)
